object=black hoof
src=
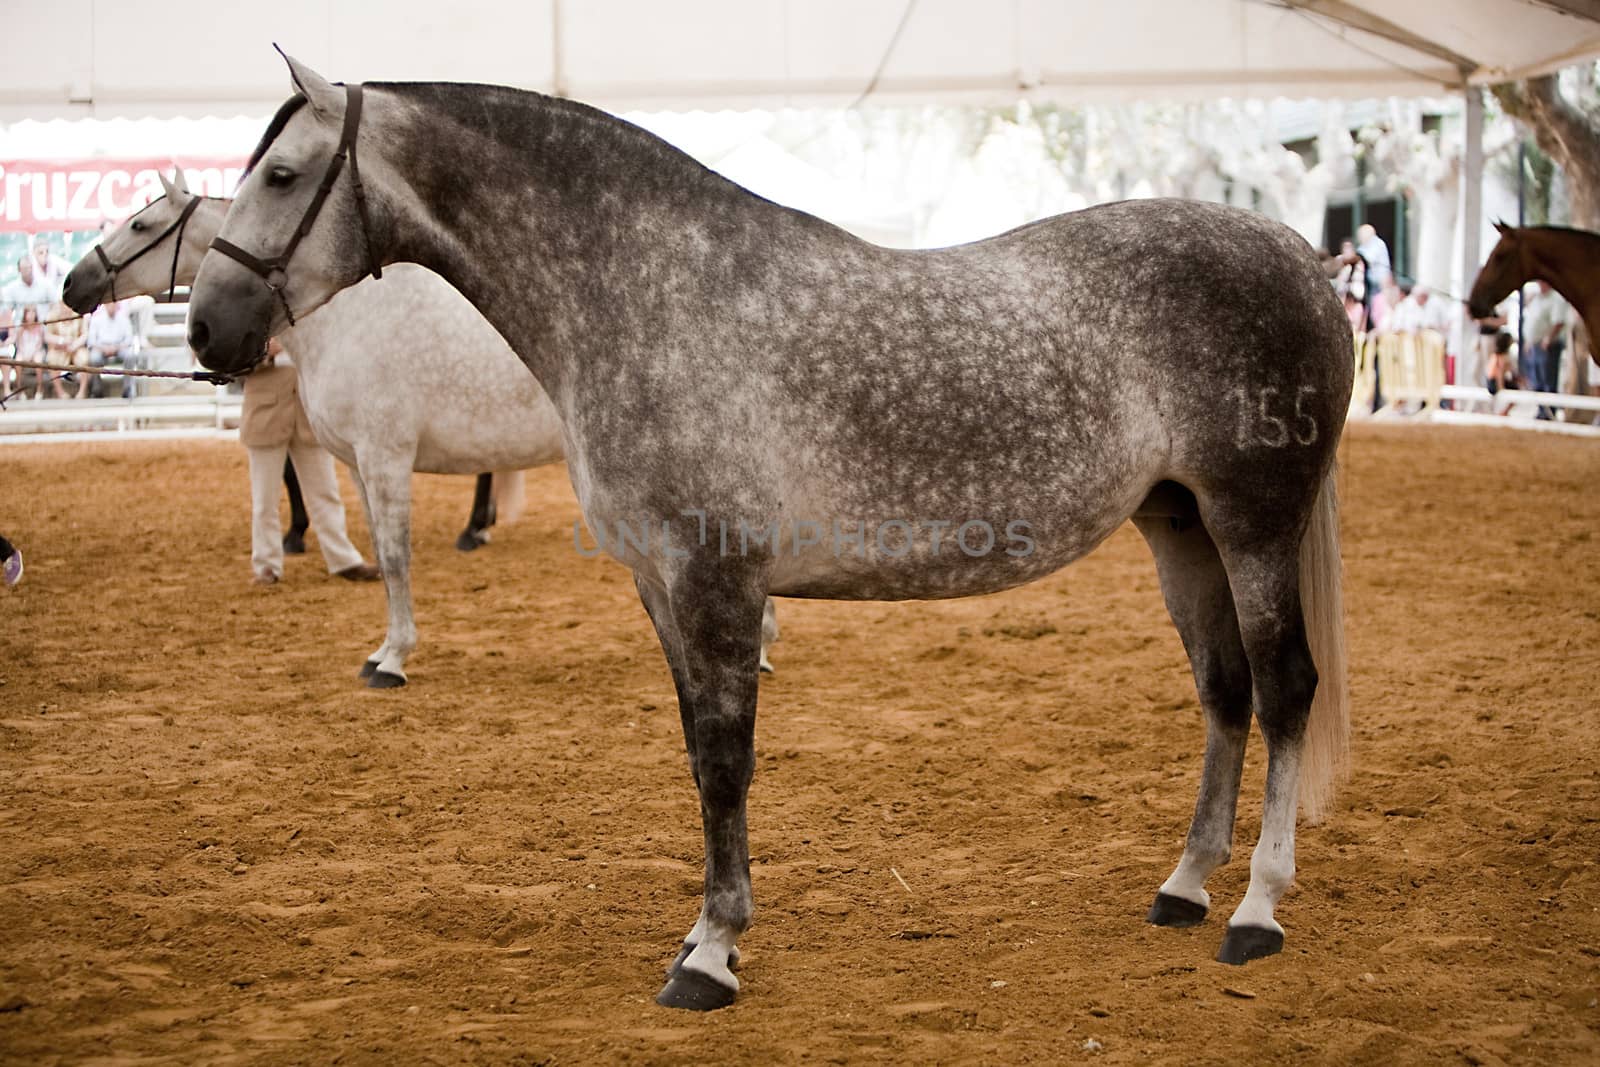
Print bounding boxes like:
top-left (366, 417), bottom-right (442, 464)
top-left (367, 669), bottom-right (406, 689)
top-left (282, 532), bottom-right (307, 555)
top-left (656, 967), bottom-right (736, 1011)
top-left (1147, 892), bottom-right (1208, 928)
top-left (758, 662), bottom-right (774, 675)
top-left (1216, 924), bottom-right (1284, 965)
top-left (456, 529), bottom-right (489, 552)
top-left (358, 659), bottom-right (379, 679)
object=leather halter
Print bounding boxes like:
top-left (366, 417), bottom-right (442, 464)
top-left (209, 83), bottom-right (383, 326)
top-left (93, 192), bottom-right (203, 306)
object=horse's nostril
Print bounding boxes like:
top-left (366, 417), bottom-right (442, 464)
top-left (187, 319), bottom-right (211, 353)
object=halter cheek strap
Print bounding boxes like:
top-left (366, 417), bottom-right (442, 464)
top-left (210, 83), bottom-right (383, 327)
top-left (94, 192), bottom-right (204, 307)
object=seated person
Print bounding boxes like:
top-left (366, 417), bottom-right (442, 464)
top-left (85, 299), bottom-right (140, 398)
top-left (1486, 331), bottom-right (1517, 396)
top-left (44, 300), bottom-right (90, 399)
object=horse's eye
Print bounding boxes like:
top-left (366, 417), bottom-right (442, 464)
top-left (130, 219), bottom-right (147, 233)
top-left (266, 166), bottom-right (296, 188)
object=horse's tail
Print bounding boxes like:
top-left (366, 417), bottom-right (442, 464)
top-left (492, 470), bottom-right (527, 525)
top-left (1297, 465), bottom-right (1349, 825)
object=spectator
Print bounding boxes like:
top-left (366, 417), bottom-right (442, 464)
top-left (1486, 330), bottom-right (1518, 399)
top-left (1468, 296), bottom-right (1514, 414)
top-left (0, 306), bottom-right (13, 397)
top-left (2, 255), bottom-right (55, 322)
top-left (30, 236), bottom-right (71, 301)
top-left (1369, 275), bottom-right (1402, 334)
top-left (85, 298), bottom-right (140, 398)
top-left (44, 299), bottom-right (89, 399)
top-left (1333, 240), bottom-right (1370, 333)
top-left (1522, 280), bottom-right (1570, 418)
top-left (240, 338), bottom-right (379, 586)
top-left (13, 306), bottom-right (47, 400)
top-left (1356, 223), bottom-right (1392, 289)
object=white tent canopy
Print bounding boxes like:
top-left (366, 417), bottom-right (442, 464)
top-left (5, 0), bottom-right (1600, 121)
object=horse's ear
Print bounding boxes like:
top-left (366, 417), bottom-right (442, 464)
top-left (1493, 219), bottom-right (1511, 234)
top-left (275, 45), bottom-right (343, 117)
top-left (157, 168), bottom-right (189, 201)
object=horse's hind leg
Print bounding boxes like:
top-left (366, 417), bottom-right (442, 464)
top-left (282, 457), bottom-right (309, 554)
top-left (1210, 536), bottom-right (1320, 964)
top-left (351, 451), bottom-right (416, 688)
top-left (1134, 511), bottom-right (1253, 928)
top-left (456, 473), bottom-right (496, 552)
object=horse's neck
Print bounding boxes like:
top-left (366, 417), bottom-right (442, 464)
top-left (376, 85), bottom-right (819, 398)
top-left (1527, 230), bottom-right (1600, 331)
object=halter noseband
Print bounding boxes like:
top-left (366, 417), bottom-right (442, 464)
top-left (209, 82), bottom-right (383, 327)
top-left (93, 192), bottom-right (203, 306)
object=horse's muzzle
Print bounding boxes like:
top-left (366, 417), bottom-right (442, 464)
top-left (188, 259), bottom-right (276, 375)
top-left (60, 261), bottom-right (105, 314)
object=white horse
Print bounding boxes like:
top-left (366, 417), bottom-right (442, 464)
top-left (64, 172), bottom-right (779, 685)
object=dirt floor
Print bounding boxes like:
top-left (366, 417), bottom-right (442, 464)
top-left (0, 422), bottom-right (1596, 1065)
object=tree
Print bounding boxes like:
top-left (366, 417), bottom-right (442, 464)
top-left (1490, 70), bottom-right (1600, 229)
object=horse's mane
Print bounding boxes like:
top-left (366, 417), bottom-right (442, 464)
top-left (1511, 223), bottom-right (1600, 244)
top-left (244, 94), bottom-right (308, 177)
top-left (368, 81), bottom-right (772, 205)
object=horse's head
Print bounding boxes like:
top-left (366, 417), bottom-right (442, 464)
top-left (1467, 220), bottom-right (1522, 319)
top-left (188, 51), bottom-right (392, 376)
top-left (62, 171), bottom-right (216, 313)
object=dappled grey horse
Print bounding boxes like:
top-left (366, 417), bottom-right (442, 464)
top-left (62, 175), bottom-right (781, 686)
top-left (187, 56), bottom-right (1352, 1010)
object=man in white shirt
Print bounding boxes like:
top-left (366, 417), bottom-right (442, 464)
top-left (1388, 285), bottom-right (1452, 336)
top-left (1356, 224), bottom-right (1392, 290)
top-left (1523, 281), bottom-right (1570, 416)
top-left (85, 299), bottom-right (141, 398)
top-left (2, 256), bottom-right (55, 321)
top-left (30, 237), bottom-right (71, 300)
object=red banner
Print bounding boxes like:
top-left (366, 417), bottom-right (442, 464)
top-left (0, 157), bottom-right (247, 232)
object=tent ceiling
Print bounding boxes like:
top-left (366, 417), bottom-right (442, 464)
top-left (5, 0), bottom-right (1600, 121)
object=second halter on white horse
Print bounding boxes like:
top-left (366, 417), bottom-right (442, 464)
top-left (62, 173), bottom-right (779, 686)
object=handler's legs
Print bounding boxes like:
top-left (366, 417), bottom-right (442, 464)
top-left (286, 439), bottom-right (370, 575)
top-left (247, 443), bottom-right (291, 582)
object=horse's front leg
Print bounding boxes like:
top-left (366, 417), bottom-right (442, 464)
top-left (351, 449), bottom-right (416, 688)
top-left (646, 560), bottom-right (768, 1011)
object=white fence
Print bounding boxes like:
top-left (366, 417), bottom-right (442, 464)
top-left (0, 389), bottom-right (240, 445)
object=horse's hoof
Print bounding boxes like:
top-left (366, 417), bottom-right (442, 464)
top-left (758, 658), bottom-right (774, 675)
top-left (358, 659), bottom-right (379, 679)
top-left (367, 669), bottom-right (407, 689)
top-left (1147, 892), bottom-right (1207, 928)
top-left (282, 532), bottom-right (307, 555)
top-left (455, 529), bottom-right (489, 552)
top-left (656, 967), bottom-right (736, 1011)
top-left (665, 943), bottom-right (740, 978)
top-left (1216, 924), bottom-right (1284, 965)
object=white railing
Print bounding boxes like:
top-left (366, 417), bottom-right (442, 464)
top-left (0, 387), bottom-right (240, 445)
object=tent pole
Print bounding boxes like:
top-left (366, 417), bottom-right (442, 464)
top-left (1462, 87), bottom-right (1483, 311)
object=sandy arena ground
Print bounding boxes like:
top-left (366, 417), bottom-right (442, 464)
top-left (0, 423), bottom-right (1597, 1065)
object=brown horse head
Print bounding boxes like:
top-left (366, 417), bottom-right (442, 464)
top-left (1467, 222), bottom-right (1523, 319)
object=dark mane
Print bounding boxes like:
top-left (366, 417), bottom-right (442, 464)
top-left (244, 94), bottom-right (308, 176)
top-left (1515, 224), bottom-right (1600, 243)
top-left (368, 81), bottom-right (765, 202)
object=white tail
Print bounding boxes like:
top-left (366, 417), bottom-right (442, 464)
top-left (1297, 466), bottom-right (1349, 824)
top-left (491, 470), bottom-right (528, 525)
